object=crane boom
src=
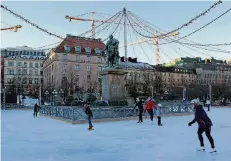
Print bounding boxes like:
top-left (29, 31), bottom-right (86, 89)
top-left (1, 25), bottom-right (22, 32)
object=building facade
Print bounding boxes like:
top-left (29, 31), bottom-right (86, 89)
top-left (43, 35), bottom-right (106, 94)
top-left (2, 46), bottom-right (46, 94)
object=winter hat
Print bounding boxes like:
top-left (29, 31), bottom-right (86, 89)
top-left (157, 103), bottom-right (162, 107)
top-left (190, 98), bottom-right (200, 104)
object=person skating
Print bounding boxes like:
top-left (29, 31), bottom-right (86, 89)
top-left (144, 98), bottom-right (156, 123)
top-left (33, 103), bottom-right (39, 117)
top-left (188, 99), bottom-right (216, 153)
top-left (206, 98), bottom-right (211, 111)
top-left (84, 103), bottom-right (94, 130)
top-left (134, 98), bottom-right (144, 123)
top-left (156, 104), bottom-right (163, 126)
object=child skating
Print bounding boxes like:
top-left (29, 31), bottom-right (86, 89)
top-left (156, 104), bottom-right (163, 126)
top-left (84, 103), bottom-right (94, 131)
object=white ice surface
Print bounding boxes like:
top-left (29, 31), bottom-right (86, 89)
top-left (1, 107), bottom-right (231, 161)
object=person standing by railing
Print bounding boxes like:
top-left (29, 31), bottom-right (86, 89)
top-left (156, 104), bottom-right (163, 126)
top-left (84, 103), bottom-right (94, 131)
top-left (33, 103), bottom-right (39, 117)
top-left (133, 98), bottom-right (144, 123)
top-left (206, 98), bottom-right (211, 111)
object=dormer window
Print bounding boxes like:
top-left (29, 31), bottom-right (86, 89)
top-left (64, 45), bottom-right (71, 53)
top-left (85, 47), bottom-right (91, 54)
top-left (94, 48), bottom-right (101, 55)
top-left (75, 46), bottom-right (81, 53)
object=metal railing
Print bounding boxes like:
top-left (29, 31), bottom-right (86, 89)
top-left (1, 103), bottom-right (24, 109)
top-left (40, 103), bottom-right (194, 123)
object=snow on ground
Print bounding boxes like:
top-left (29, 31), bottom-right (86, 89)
top-left (1, 107), bottom-right (231, 161)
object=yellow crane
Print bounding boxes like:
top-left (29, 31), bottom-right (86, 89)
top-left (65, 13), bottom-right (148, 39)
top-left (120, 32), bottom-right (180, 65)
top-left (1, 25), bottom-right (22, 32)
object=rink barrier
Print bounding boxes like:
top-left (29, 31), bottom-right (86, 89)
top-left (1, 103), bottom-right (24, 109)
top-left (39, 103), bottom-right (194, 124)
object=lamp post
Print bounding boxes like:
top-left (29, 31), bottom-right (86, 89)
top-left (45, 90), bottom-right (49, 104)
top-left (59, 89), bottom-right (64, 104)
top-left (52, 89), bottom-right (57, 105)
top-left (150, 86), bottom-right (153, 98)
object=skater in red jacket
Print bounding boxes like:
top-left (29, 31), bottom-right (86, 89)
top-left (144, 98), bottom-right (156, 123)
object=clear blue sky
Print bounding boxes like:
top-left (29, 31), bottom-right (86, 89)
top-left (1, 1), bottom-right (231, 65)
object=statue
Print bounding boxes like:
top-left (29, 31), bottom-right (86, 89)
top-left (101, 35), bottom-right (120, 68)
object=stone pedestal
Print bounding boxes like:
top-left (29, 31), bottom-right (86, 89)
top-left (100, 68), bottom-right (126, 101)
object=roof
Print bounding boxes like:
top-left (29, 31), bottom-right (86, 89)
top-left (55, 36), bottom-right (105, 55)
top-left (120, 62), bottom-right (154, 70)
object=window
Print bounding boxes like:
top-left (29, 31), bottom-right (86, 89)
top-left (17, 62), bottom-right (22, 66)
top-left (94, 48), bottom-right (101, 55)
top-left (75, 65), bottom-right (80, 71)
top-left (64, 64), bottom-right (67, 69)
top-left (8, 61), bottom-right (14, 66)
top-left (98, 57), bottom-right (102, 63)
top-left (85, 47), bottom-right (91, 54)
top-left (40, 63), bottom-right (43, 67)
top-left (75, 55), bottom-right (79, 61)
top-left (75, 46), bottom-right (81, 53)
top-left (29, 62), bottom-right (33, 67)
top-left (35, 69), bottom-right (39, 75)
top-left (87, 56), bottom-right (91, 62)
top-left (35, 63), bottom-right (39, 67)
top-left (34, 78), bottom-right (39, 84)
top-left (63, 54), bottom-right (68, 60)
top-left (23, 69), bottom-right (27, 75)
top-left (87, 65), bottom-right (91, 71)
top-left (18, 69), bottom-right (22, 75)
top-left (98, 66), bottom-right (102, 71)
top-left (7, 69), bottom-right (14, 75)
top-left (64, 45), bottom-right (71, 52)
top-left (87, 75), bottom-right (91, 81)
top-left (34, 51), bottom-right (36, 56)
top-left (29, 69), bottom-right (33, 75)
top-left (24, 62), bottom-right (27, 67)
top-left (29, 79), bottom-right (33, 84)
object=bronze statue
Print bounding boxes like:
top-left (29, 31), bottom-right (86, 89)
top-left (102, 35), bottom-right (120, 68)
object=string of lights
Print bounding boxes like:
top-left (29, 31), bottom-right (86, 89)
top-left (126, 0), bottom-right (222, 39)
top-left (127, 8), bottom-right (231, 53)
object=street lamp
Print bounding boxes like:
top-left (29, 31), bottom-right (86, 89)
top-left (45, 90), bottom-right (49, 104)
top-left (52, 89), bottom-right (57, 105)
top-left (59, 89), bottom-right (64, 104)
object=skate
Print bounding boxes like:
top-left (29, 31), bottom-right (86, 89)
top-left (209, 148), bottom-right (217, 153)
top-left (88, 126), bottom-right (94, 131)
top-left (137, 121), bottom-right (143, 123)
top-left (158, 124), bottom-right (163, 126)
top-left (197, 146), bottom-right (205, 151)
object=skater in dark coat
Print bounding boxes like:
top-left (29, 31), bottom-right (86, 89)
top-left (33, 103), bottom-right (39, 117)
top-left (134, 99), bottom-right (144, 123)
top-left (188, 99), bottom-right (216, 153)
top-left (84, 103), bottom-right (94, 130)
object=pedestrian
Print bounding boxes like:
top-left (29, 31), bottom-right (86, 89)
top-left (84, 103), bottom-right (94, 131)
top-left (156, 104), bottom-right (163, 126)
top-left (133, 98), bottom-right (144, 123)
top-left (188, 98), bottom-right (216, 153)
top-left (206, 98), bottom-right (211, 111)
top-left (144, 98), bottom-right (156, 123)
top-left (33, 103), bottom-right (39, 117)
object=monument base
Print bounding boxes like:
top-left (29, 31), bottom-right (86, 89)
top-left (100, 67), bottom-right (127, 103)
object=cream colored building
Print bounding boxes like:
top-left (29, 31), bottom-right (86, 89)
top-left (3, 46), bottom-right (45, 93)
top-left (43, 35), bottom-right (106, 94)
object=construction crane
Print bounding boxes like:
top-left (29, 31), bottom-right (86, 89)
top-left (119, 32), bottom-right (180, 65)
top-left (65, 12), bottom-right (148, 39)
top-left (1, 25), bottom-right (22, 32)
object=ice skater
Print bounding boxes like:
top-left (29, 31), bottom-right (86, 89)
top-left (133, 98), bottom-right (144, 123)
top-left (144, 98), bottom-right (156, 123)
top-left (84, 103), bottom-right (94, 131)
top-left (33, 103), bottom-right (39, 117)
top-left (206, 98), bottom-right (211, 111)
top-left (156, 104), bottom-right (163, 126)
top-left (188, 99), bottom-right (216, 153)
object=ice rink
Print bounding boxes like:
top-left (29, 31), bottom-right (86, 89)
top-left (1, 107), bottom-right (231, 161)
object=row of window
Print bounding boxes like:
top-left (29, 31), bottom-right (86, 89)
top-left (6, 51), bottom-right (46, 56)
top-left (6, 61), bottom-right (43, 68)
top-left (62, 54), bottom-right (103, 63)
top-left (64, 45), bottom-right (102, 54)
top-left (6, 78), bottom-right (40, 84)
top-left (62, 64), bottom-right (103, 72)
top-left (6, 68), bottom-right (42, 75)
